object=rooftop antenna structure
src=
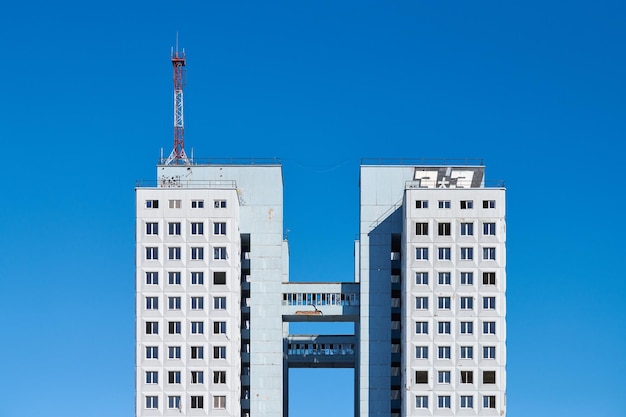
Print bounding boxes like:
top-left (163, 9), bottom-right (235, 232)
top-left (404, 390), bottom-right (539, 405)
top-left (165, 35), bottom-right (190, 165)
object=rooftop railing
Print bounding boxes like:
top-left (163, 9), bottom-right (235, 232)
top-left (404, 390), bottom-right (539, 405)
top-left (157, 157), bottom-right (281, 166)
top-left (361, 157), bottom-right (484, 166)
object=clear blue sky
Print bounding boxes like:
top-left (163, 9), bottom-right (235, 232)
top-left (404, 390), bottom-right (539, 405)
top-left (1, 1), bottom-right (625, 416)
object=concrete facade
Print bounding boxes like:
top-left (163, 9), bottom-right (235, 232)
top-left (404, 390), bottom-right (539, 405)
top-left (136, 161), bottom-right (506, 417)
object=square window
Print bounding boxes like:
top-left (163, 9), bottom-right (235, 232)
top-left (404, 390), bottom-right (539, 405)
top-left (483, 247), bottom-right (496, 260)
top-left (213, 395), bottom-right (226, 410)
top-left (483, 222), bottom-right (496, 235)
top-left (438, 247), bottom-right (451, 260)
top-left (460, 200), bottom-right (473, 209)
top-left (415, 297), bottom-right (428, 309)
top-left (168, 247), bottom-right (181, 260)
top-left (438, 297), bottom-right (451, 310)
top-left (145, 346), bottom-right (158, 359)
top-left (145, 247), bottom-right (158, 260)
top-left (483, 272), bottom-right (496, 285)
top-left (213, 346), bottom-right (226, 359)
top-left (191, 200), bottom-right (204, 208)
top-left (168, 297), bottom-right (181, 310)
top-left (191, 371), bottom-right (204, 384)
top-left (191, 395), bottom-right (204, 409)
top-left (191, 222), bottom-right (204, 235)
top-left (214, 222), bottom-right (227, 235)
top-left (191, 321), bottom-right (204, 334)
top-left (483, 370), bottom-right (496, 384)
top-left (214, 200), bottom-right (227, 208)
top-left (483, 296), bottom-right (496, 309)
top-left (438, 346), bottom-right (451, 359)
top-left (168, 371), bottom-right (181, 384)
top-left (416, 395), bottom-right (428, 409)
top-left (145, 321), bottom-right (158, 335)
top-left (460, 321), bottom-right (474, 334)
top-left (168, 346), bottom-right (181, 359)
top-left (168, 271), bottom-right (181, 285)
top-left (191, 247), bottom-right (204, 260)
top-left (438, 371), bottom-right (450, 384)
top-left (191, 346), bottom-right (204, 359)
top-left (168, 396), bottom-right (181, 410)
top-left (214, 247), bottom-right (227, 260)
top-left (168, 321), bottom-right (181, 334)
top-left (168, 222), bottom-right (181, 235)
top-left (460, 395), bottom-right (474, 409)
top-left (416, 346), bottom-right (428, 359)
top-left (438, 200), bottom-right (451, 209)
top-left (213, 321), bottom-right (227, 334)
top-left (191, 271), bottom-right (204, 285)
top-left (416, 222), bottom-right (428, 235)
top-left (214, 371), bottom-right (226, 384)
top-left (168, 199), bottom-right (181, 209)
top-left (145, 296), bottom-right (158, 310)
top-left (191, 296), bottom-right (204, 310)
top-left (416, 248), bottom-right (429, 260)
top-left (213, 271), bottom-right (227, 285)
top-left (483, 321), bottom-right (496, 335)
top-left (460, 296), bottom-right (473, 310)
top-left (460, 247), bottom-right (473, 260)
top-left (460, 272), bottom-right (474, 285)
top-left (438, 395), bottom-right (451, 409)
top-left (483, 200), bottom-right (496, 209)
top-left (145, 371), bottom-right (158, 384)
top-left (460, 222), bottom-right (473, 236)
top-left (145, 396), bottom-right (158, 409)
top-left (483, 395), bottom-right (496, 409)
top-left (415, 272), bottom-right (428, 285)
top-left (438, 222), bottom-right (451, 236)
top-left (145, 200), bottom-right (159, 209)
top-left (416, 200), bottom-right (428, 209)
top-left (461, 370), bottom-right (473, 384)
top-left (146, 222), bottom-right (158, 235)
top-left (438, 272), bottom-right (451, 285)
top-left (460, 346), bottom-right (473, 359)
top-left (438, 321), bottom-right (451, 334)
top-left (145, 271), bottom-right (158, 285)
top-left (483, 346), bottom-right (496, 359)
top-left (415, 370), bottom-right (428, 384)
top-left (416, 321), bottom-right (428, 334)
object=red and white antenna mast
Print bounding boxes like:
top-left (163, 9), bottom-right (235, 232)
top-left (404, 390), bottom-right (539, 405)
top-left (165, 39), bottom-right (189, 165)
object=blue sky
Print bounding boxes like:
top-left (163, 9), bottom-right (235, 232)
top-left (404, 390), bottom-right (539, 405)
top-left (1, 1), bottom-right (625, 416)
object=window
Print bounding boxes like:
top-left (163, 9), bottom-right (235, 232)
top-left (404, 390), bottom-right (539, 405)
top-left (214, 371), bottom-right (226, 384)
top-left (168, 247), bottom-right (181, 260)
top-left (483, 395), bottom-right (496, 409)
top-left (415, 272), bottom-right (428, 285)
top-left (460, 297), bottom-right (473, 310)
top-left (191, 297), bottom-right (204, 310)
top-left (438, 200), bottom-right (451, 209)
top-left (191, 371), bottom-right (204, 384)
top-left (145, 396), bottom-right (158, 409)
top-left (168, 371), bottom-right (181, 384)
top-left (146, 321), bottom-right (158, 335)
top-left (438, 321), bottom-right (451, 334)
top-left (460, 321), bottom-right (474, 334)
top-left (213, 247), bottom-right (227, 260)
top-left (416, 346), bottom-right (428, 359)
top-left (460, 346), bottom-right (473, 359)
top-left (213, 271), bottom-right (226, 285)
top-left (191, 395), bottom-right (204, 409)
top-left (213, 346), bottom-right (226, 359)
top-left (214, 297), bottom-right (227, 310)
top-left (168, 346), bottom-right (181, 359)
top-left (416, 248), bottom-right (429, 260)
top-left (145, 271), bottom-right (158, 285)
top-left (168, 199), bottom-right (181, 209)
top-left (214, 222), bottom-right (227, 235)
top-left (483, 296), bottom-right (496, 309)
top-left (460, 247), bottom-right (473, 260)
top-left (213, 396), bottom-right (226, 410)
top-left (168, 321), bottom-right (181, 334)
top-left (146, 297), bottom-right (158, 310)
top-left (415, 370), bottom-right (428, 384)
top-left (416, 396), bottom-right (428, 409)
top-left (460, 200), bottom-right (473, 209)
top-left (483, 247), bottom-right (496, 260)
top-left (483, 272), bottom-right (496, 285)
top-left (191, 222), bottom-right (204, 235)
top-left (438, 370), bottom-right (450, 384)
top-left (416, 321), bottom-right (428, 334)
top-left (460, 222), bottom-right (474, 236)
top-left (145, 199), bottom-right (159, 209)
top-left (191, 321), bottom-right (204, 334)
top-left (483, 346), bottom-right (496, 359)
top-left (168, 297), bottom-right (181, 310)
top-left (460, 395), bottom-right (474, 409)
top-left (146, 346), bottom-right (158, 359)
top-left (438, 395), bottom-right (451, 409)
top-left (483, 370), bottom-right (496, 384)
top-left (483, 200), bottom-right (496, 209)
top-left (168, 396), bottom-right (181, 410)
top-left (191, 271), bottom-right (204, 285)
top-left (415, 297), bottom-right (428, 310)
top-left (191, 247), bottom-right (204, 260)
top-left (213, 321), bottom-right (227, 334)
top-left (146, 222), bottom-right (158, 235)
top-left (483, 222), bottom-right (496, 235)
top-left (438, 222), bottom-right (451, 236)
top-left (461, 370), bottom-right (473, 384)
top-left (438, 297), bottom-right (451, 310)
top-left (145, 247), bottom-right (158, 260)
top-left (146, 371), bottom-right (158, 384)
top-left (416, 222), bottom-right (428, 235)
top-left (438, 272), bottom-right (451, 285)
top-left (168, 271), bottom-right (181, 285)
top-left (416, 200), bottom-right (428, 209)
top-left (483, 321), bottom-right (496, 334)
top-left (438, 346), bottom-right (451, 359)
top-left (191, 200), bottom-right (204, 208)
top-left (191, 346), bottom-right (204, 359)
top-left (168, 222), bottom-right (181, 235)
top-left (460, 272), bottom-right (474, 285)
top-left (438, 247), bottom-right (451, 260)
top-left (214, 200), bottom-right (227, 208)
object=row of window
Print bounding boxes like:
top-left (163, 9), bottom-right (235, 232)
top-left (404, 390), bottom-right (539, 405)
top-left (145, 320), bottom-right (228, 336)
top-left (415, 321), bottom-right (497, 335)
top-left (145, 246), bottom-right (228, 261)
top-left (415, 394), bottom-right (497, 409)
top-left (145, 271), bottom-right (228, 285)
top-left (145, 370), bottom-right (227, 385)
top-left (415, 221), bottom-right (496, 237)
top-left (145, 199), bottom-right (227, 209)
top-left (145, 221), bottom-right (227, 236)
top-left (415, 369), bottom-right (497, 384)
top-left (146, 345), bottom-right (227, 360)
top-left (415, 271), bottom-right (496, 286)
top-left (416, 247), bottom-right (497, 261)
top-left (145, 394), bottom-right (226, 410)
top-left (415, 296), bottom-right (496, 310)
top-left (282, 292), bottom-right (359, 306)
top-left (145, 296), bottom-right (227, 311)
top-left (415, 199), bottom-right (496, 209)
top-left (415, 345), bottom-right (496, 359)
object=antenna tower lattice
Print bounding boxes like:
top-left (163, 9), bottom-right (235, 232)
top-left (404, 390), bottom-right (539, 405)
top-left (165, 47), bottom-right (189, 165)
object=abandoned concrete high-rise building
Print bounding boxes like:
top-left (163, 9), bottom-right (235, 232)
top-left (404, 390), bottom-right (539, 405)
top-left (135, 159), bottom-right (506, 417)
